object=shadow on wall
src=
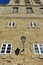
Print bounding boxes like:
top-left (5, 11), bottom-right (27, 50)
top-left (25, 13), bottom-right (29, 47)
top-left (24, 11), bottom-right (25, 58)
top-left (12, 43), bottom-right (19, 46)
top-left (0, 0), bottom-right (10, 4)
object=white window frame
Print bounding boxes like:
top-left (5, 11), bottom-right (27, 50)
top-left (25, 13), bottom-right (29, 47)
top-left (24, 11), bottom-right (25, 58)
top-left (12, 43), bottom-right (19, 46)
top-left (29, 22), bottom-right (37, 27)
top-left (0, 43), bottom-right (12, 54)
top-left (8, 22), bottom-right (16, 27)
top-left (33, 44), bottom-right (43, 55)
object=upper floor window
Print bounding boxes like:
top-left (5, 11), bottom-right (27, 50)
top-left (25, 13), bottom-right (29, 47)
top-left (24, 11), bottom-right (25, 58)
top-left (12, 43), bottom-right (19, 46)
top-left (34, 0), bottom-right (41, 5)
top-left (25, 0), bottom-right (30, 5)
top-left (26, 7), bottom-right (33, 13)
top-left (12, 7), bottom-right (18, 13)
top-left (40, 8), bottom-right (43, 13)
top-left (0, 43), bottom-right (12, 54)
top-left (8, 22), bottom-right (16, 27)
top-left (15, 0), bottom-right (20, 5)
top-left (33, 44), bottom-right (43, 55)
top-left (28, 22), bottom-right (38, 27)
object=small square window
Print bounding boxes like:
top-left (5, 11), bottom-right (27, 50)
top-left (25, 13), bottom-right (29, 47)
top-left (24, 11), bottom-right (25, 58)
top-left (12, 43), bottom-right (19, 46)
top-left (12, 7), bottom-right (18, 13)
top-left (40, 8), bottom-right (43, 13)
top-left (29, 22), bottom-right (37, 27)
top-left (25, 0), bottom-right (30, 5)
top-left (3, 44), bottom-right (6, 47)
top-left (15, 0), bottom-right (20, 5)
top-left (26, 7), bottom-right (33, 13)
top-left (15, 2), bottom-right (19, 5)
top-left (34, 0), bottom-right (41, 5)
top-left (8, 22), bottom-right (16, 27)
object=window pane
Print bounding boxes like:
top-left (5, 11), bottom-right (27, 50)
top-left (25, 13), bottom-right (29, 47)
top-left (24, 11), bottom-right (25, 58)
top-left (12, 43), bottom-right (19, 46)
top-left (40, 44), bottom-right (43, 54)
top-left (9, 22), bottom-right (11, 26)
top-left (34, 44), bottom-right (39, 54)
top-left (6, 44), bottom-right (12, 53)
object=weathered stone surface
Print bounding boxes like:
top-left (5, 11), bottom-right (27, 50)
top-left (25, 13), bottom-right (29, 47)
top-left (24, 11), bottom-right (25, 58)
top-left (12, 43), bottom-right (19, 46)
top-left (0, 0), bottom-right (43, 65)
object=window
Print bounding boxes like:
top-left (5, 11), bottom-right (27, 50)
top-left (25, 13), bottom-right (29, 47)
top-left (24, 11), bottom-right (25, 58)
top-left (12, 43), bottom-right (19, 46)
top-left (40, 8), bottom-right (43, 13)
top-left (29, 22), bottom-right (37, 27)
top-left (0, 43), bottom-right (12, 54)
top-left (15, 2), bottom-right (19, 5)
top-left (8, 22), bottom-right (16, 27)
top-left (12, 7), bottom-right (18, 13)
top-left (15, 0), bottom-right (20, 5)
top-left (26, 7), bottom-right (33, 13)
top-left (33, 44), bottom-right (43, 54)
top-left (34, 0), bottom-right (41, 5)
top-left (25, 0), bottom-right (30, 5)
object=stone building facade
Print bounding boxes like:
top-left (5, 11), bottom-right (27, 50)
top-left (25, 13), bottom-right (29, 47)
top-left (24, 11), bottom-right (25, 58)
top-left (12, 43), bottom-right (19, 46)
top-left (0, 0), bottom-right (43, 65)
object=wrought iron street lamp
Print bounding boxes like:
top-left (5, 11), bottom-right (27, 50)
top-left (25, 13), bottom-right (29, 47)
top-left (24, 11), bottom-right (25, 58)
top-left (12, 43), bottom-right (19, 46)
top-left (21, 35), bottom-right (26, 65)
top-left (21, 35), bottom-right (26, 44)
